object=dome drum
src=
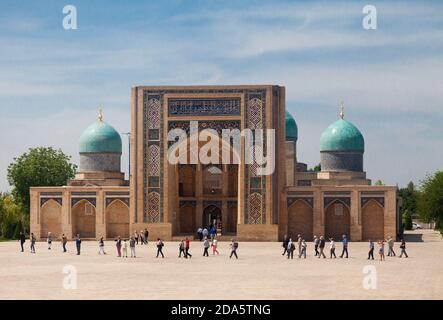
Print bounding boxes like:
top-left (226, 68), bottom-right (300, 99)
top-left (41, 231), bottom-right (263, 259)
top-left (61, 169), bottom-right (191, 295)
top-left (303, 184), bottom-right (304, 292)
top-left (79, 152), bottom-right (121, 173)
top-left (321, 151), bottom-right (363, 172)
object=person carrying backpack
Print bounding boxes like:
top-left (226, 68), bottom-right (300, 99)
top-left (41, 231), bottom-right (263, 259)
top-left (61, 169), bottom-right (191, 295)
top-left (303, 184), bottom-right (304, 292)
top-left (230, 239), bottom-right (238, 259)
top-left (156, 238), bottom-right (165, 258)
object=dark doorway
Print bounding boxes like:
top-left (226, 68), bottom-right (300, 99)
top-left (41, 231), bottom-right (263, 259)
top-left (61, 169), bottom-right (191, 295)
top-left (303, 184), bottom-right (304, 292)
top-left (203, 205), bottom-right (222, 233)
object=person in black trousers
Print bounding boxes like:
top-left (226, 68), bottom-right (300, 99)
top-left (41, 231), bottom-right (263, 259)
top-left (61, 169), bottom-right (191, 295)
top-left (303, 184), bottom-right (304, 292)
top-left (203, 237), bottom-right (210, 257)
top-left (156, 238), bottom-right (164, 258)
top-left (19, 231), bottom-right (26, 252)
top-left (62, 234), bottom-right (67, 252)
top-left (281, 235), bottom-right (289, 256)
top-left (75, 234), bottom-right (81, 255)
top-left (144, 229), bottom-right (149, 245)
top-left (368, 239), bottom-right (375, 260)
top-left (340, 234), bottom-right (349, 258)
top-left (230, 239), bottom-right (239, 259)
top-left (399, 239), bottom-right (408, 258)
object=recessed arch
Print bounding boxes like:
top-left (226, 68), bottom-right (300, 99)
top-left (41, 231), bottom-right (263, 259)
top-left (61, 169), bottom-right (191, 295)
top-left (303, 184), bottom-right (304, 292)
top-left (71, 199), bottom-right (96, 238)
top-left (362, 199), bottom-right (384, 241)
top-left (106, 199), bottom-right (129, 239)
top-left (40, 199), bottom-right (62, 239)
top-left (288, 199), bottom-right (313, 240)
top-left (325, 199), bottom-right (351, 240)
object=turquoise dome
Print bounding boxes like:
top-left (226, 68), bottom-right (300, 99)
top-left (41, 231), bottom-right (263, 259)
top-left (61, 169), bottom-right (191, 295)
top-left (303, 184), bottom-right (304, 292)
top-left (285, 111), bottom-right (298, 141)
top-left (79, 120), bottom-right (122, 153)
top-left (320, 118), bottom-right (364, 152)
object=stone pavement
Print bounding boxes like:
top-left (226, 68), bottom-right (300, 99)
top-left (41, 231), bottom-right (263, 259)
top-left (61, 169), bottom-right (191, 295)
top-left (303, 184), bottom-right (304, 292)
top-left (0, 230), bottom-right (442, 300)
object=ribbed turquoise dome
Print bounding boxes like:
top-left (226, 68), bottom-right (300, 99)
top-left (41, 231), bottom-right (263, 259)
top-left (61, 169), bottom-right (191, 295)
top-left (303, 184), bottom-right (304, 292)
top-left (79, 120), bottom-right (122, 153)
top-left (285, 111), bottom-right (298, 141)
top-left (320, 118), bottom-right (364, 152)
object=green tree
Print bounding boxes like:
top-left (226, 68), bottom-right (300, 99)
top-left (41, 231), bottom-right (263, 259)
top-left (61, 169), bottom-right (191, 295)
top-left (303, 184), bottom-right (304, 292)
top-left (374, 180), bottom-right (385, 186)
top-left (417, 171), bottom-right (443, 233)
top-left (309, 163), bottom-right (321, 172)
top-left (0, 193), bottom-right (25, 239)
top-left (398, 181), bottom-right (417, 216)
top-left (402, 209), bottom-right (413, 231)
top-left (7, 147), bottom-right (77, 216)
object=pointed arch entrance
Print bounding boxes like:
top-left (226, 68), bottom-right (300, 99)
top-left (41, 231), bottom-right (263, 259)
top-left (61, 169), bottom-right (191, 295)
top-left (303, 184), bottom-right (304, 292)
top-left (325, 200), bottom-right (351, 240)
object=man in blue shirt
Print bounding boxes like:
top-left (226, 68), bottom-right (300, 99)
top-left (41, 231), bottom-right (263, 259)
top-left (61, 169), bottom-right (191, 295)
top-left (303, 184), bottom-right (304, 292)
top-left (75, 234), bottom-right (81, 255)
top-left (340, 234), bottom-right (349, 258)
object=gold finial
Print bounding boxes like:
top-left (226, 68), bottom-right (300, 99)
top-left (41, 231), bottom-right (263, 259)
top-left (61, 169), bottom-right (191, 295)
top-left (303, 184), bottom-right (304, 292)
top-left (339, 101), bottom-right (345, 119)
top-left (98, 107), bottom-right (104, 122)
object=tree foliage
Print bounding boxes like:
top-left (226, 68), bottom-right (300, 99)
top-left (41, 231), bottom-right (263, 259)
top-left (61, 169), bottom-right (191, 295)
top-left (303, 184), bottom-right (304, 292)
top-left (402, 209), bottom-right (413, 231)
top-left (417, 171), bottom-right (443, 232)
top-left (7, 147), bottom-right (77, 215)
top-left (398, 181), bottom-right (417, 216)
top-left (309, 163), bottom-right (321, 172)
top-left (0, 193), bottom-right (25, 239)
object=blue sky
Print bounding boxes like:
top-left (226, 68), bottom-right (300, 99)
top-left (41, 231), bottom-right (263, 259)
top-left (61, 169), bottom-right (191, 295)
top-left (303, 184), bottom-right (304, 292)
top-left (0, 0), bottom-right (442, 191)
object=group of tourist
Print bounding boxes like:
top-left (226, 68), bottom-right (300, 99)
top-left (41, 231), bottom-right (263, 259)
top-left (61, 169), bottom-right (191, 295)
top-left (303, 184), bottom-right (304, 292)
top-left (20, 230), bottom-right (408, 261)
top-left (20, 230), bottom-right (240, 260)
top-left (282, 234), bottom-right (409, 261)
top-left (196, 226), bottom-right (218, 241)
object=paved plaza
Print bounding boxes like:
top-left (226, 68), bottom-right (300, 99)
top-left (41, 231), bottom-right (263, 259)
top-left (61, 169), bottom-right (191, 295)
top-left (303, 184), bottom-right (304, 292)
top-left (0, 230), bottom-right (442, 300)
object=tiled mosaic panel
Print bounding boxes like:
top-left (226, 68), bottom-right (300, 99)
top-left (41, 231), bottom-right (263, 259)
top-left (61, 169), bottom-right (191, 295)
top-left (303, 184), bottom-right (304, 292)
top-left (168, 98), bottom-right (241, 116)
top-left (147, 98), bottom-right (161, 129)
top-left (147, 144), bottom-right (160, 177)
top-left (147, 192), bottom-right (160, 223)
top-left (248, 192), bottom-right (263, 224)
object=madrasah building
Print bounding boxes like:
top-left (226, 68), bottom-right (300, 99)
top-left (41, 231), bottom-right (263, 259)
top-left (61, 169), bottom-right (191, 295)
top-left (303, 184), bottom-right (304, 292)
top-left (30, 85), bottom-right (400, 241)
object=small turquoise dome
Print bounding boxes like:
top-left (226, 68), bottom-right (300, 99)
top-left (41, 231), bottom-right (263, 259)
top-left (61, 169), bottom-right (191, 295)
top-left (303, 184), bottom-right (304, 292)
top-left (79, 120), bottom-right (122, 153)
top-left (285, 111), bottom-right (298, 141)
top-left (320, 118), bottom-right (364, 152)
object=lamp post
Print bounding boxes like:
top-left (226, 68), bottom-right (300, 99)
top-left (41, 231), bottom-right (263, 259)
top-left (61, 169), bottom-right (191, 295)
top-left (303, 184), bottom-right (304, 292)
top-left (121, 132), bottom-right (131, 180)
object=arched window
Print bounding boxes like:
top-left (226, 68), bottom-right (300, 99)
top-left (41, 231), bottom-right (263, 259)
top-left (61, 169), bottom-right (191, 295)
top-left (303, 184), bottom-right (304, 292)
top-left (203, 165), bottom-right (223, 195)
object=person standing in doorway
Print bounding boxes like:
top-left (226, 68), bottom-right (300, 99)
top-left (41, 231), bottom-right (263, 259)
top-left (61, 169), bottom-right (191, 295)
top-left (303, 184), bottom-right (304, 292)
top-left (130, 237), bottom-right (136, 258)
top-left (197, 227), bottom-right (203, 241)
top-left (313, 235), bottom-right (319, 256)
top-left (203, 237), bottom-right (210, 257)
top-left (99, 236), bottom-right (106, 255)
top-left (30, 233), bottom-right (36, 253)
top-left (368, 239), bottom-right (375, 260)
top-left (62, 234), bottom-right (68, 252)
top-left (75, 234), bottom-right (81, 255)
top-left (212, 238), bottom-right (219, 255)
top-left (19, 231), bottom-right (26, 252)
top-left (202, 228), bottom-right (209, 240)
top-left (329, 238), bottom-right (337, 258)
top-left (47, 232), bottom-right (52, 250)
top-left (229, 239), bottom-right (239, 259)
top-left (318, 236), bottom-right (326, 259)
top-left (156, 238), bottom-right (165, 258)
top-left (282, 235), bottom-right (289, 256)
top-left (340, 234), bottom-right (349, 258)
top-left (184, 237), bottom-right (192, 258)
top-left (115, 236), bottom-right (122, 257)
top-left (399, 239), bottom-right (408, 258)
